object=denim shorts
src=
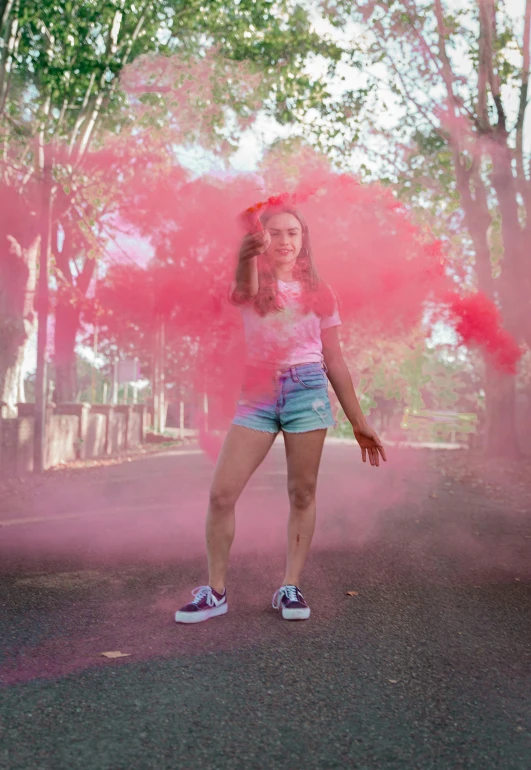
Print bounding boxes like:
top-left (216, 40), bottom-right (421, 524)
top-left (232, 362), bottom-right (335, 434)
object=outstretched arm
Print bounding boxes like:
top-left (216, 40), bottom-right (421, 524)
top-left (232, 231), bottom-right (270, 303)
top-left (321, 327), bottom-right (387, 467)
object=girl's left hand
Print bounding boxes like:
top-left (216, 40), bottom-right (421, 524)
top-left (353, 423), bottom-right (387, 467)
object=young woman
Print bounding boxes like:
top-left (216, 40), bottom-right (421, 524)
top-left (175, 206), bottom-right (386, 624)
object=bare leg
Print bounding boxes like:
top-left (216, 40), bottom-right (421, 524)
top-left (207, 425), bottom-right (277, 593)
top-left (282, 429), bottom-right (327, 587)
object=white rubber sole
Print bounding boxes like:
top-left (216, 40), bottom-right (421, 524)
top-left (175, 603), bottom-right (228, 624)
top-left (281, 606), bottom-right (311, 621)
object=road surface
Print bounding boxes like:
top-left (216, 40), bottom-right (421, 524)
top-left (1, 439), bottom-right (531, 769)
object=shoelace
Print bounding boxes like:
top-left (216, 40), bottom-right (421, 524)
top-left (191, 585), bottom-right (215, 607)
top-left (272, 584), bottom-right (299, 609)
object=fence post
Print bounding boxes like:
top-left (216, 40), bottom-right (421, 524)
top-left (54, 403), bottom-right (91, 460)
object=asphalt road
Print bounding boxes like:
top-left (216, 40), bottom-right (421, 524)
top-left (1, 440), bottom-right (531, 769)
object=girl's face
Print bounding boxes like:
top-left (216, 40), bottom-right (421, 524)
top-left (264, 212), bottom-right (303, 269)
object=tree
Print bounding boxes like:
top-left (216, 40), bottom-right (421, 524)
top-left (0, 0), bottom-right (342, 408)
top-left (0, 184), bottom-right (39, 414)
top-left (311, 0), bottom-right (531, 455)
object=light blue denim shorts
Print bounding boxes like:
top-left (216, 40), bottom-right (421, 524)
top-left (233, 362), bottom-right (335, 434)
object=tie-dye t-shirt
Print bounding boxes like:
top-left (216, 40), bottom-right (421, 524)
top-left (233, 280), bottom-right (341, 368)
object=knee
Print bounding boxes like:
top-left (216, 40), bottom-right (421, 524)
top-left (288, 482), bottom-right (316, 511)
top-left (209, 486), bottom-right (236, 515)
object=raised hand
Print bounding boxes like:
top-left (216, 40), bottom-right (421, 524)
top-left (353, 422), bottom-right (387, 467)
top-left (239, 230), bottom-right (271, 261)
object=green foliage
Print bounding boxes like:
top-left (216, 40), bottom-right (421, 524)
top-left (1, 0), bottom-right (342, 164)
top-left (331, 323), bottom-right (484, 439)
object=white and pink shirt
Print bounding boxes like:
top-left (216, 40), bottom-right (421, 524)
top-left (232, 280), bottom-right (341, 368)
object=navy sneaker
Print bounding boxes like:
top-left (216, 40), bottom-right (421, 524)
top-left (272, 584), bottom-right (310, 620)
top-left (175, 585), bottom-right (228, 624)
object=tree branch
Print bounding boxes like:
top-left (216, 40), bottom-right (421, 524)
top-left (76, 8), bottom-right (128, 160)
top-left (433, 0), bottom-right (461, 122)
top-left (55, 96), bottom-right (70, 134)
top-left (76, 253), bottom-right (97, 295)
top-left (399, 0), bottom-right (445, 80)
top-left (0, 0), bottom-right (13, 33)
top-left (74, 3), bottom-right (149, 165)
top-left (477, 0), bottom-right (491, 129)
top-left (67, 71), bottom-right (96, 157)
top-left (0, 0), bottom-right (20, 115)
top-left (483, 0), bottom-right (506, 132)
top-left (54, 224), bottom-right (73, 284)
top-left (375, 47), bottom-right (445, 139)
top-left (516, 0), bottom-right (530, 172)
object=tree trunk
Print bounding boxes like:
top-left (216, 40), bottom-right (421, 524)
top-left (483, 355), bottom-right (521, 458)
top-left (53, 298), bottom-right (81, 403)
top-left (0, 341), bottom-right (26, 413)
top-left (52, 221), bottom-right (97, 403)
top-left (452, 158), bottom-right (523, 457)
top-left (0, 235), bottom-right (39, 414)
top-left (489, 141), bottom-right (530, 341)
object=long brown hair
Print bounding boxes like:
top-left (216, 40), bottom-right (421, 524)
top-left (252, 206), bottom-right (335, 318)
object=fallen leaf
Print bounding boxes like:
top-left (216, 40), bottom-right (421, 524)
top-left (429, 492), bottom-right (438, 499)
top-left (345, 591), bottom-right (359, 597)
top-left (101, 651), bottom-right (131, 659)
top-left (388, 679), bottom-right (398, 683)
